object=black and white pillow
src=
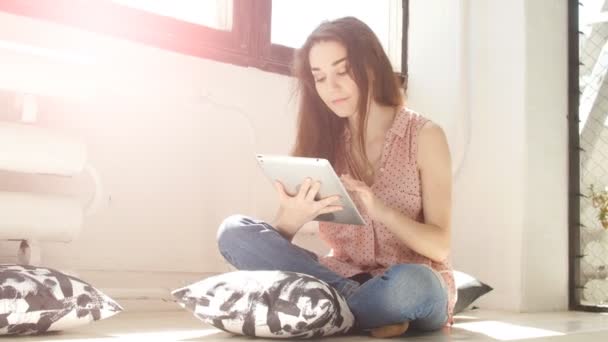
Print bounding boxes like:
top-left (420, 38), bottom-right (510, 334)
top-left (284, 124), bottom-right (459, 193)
top-left (0, 264), bottom-right (122, 335)
top-left (453, 270), bottom-right (493, 314)
top-left (172, 270), bottom-right (354, 338)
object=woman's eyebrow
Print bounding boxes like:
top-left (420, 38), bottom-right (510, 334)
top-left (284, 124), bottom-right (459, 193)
top-left (311, 57), bottom-right (348, 71)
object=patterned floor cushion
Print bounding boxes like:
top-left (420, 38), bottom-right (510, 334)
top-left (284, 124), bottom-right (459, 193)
top-left (172, 270), bottom-right (354, 338)
top-left (453, 270), bottom-right (493, 313)
top-left (0, 264), bottom-right (122, 335)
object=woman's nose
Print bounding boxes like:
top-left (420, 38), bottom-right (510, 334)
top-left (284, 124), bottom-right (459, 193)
top-left (328, 75), bottom-right (340, 89)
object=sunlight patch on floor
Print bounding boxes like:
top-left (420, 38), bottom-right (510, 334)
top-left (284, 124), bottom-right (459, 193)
top-left (452, 321), bottom-right (565, 341)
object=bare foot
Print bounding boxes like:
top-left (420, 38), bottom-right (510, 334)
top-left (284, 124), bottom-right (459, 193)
top-left (370, 321), bottom-right (410, 338)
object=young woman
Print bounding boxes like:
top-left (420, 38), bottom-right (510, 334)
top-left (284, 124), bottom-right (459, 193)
top-left (217, 17), bottom-right (455, 338)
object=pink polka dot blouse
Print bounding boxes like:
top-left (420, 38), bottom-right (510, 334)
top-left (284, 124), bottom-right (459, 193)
top-left (318, 107), bottom-right (456, 325)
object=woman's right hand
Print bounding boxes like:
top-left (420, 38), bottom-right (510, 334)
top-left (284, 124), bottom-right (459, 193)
top-left (271, 178), bottom-right (343, 240)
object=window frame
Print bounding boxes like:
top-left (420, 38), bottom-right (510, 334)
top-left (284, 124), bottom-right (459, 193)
top-left (568, 0), bottom-right (608, 313)
top-left (0, 0), bottom-right (408, 79)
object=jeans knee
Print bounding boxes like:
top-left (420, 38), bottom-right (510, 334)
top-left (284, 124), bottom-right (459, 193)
top-left (216, 214), bottom-right (252, 252)
top-left (386, 264), bottom-right (443, 294)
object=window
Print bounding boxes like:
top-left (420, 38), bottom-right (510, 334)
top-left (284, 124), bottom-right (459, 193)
top-left (570, 0), bottom-right (608, 313)
top-left (271, 0), bottom-right (404, 73)
top-left (0, 0), bottom-right (408, 77)
top-left (109, 0), bottom-right (233, 30)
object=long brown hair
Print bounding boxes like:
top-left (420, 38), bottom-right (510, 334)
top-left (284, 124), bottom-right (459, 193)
top-left (291, 16), bottom-right (403, 180)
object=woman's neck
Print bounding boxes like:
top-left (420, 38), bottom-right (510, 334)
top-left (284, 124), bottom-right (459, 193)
top-left (348, 101), bottom-right (398, 142)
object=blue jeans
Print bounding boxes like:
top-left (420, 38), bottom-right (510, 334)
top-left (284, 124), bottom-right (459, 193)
top-left (216, 215), bottom-right (448, 333)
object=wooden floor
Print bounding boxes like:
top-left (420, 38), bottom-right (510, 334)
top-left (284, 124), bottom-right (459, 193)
top-left (13, 309), bottom-right (608, 341)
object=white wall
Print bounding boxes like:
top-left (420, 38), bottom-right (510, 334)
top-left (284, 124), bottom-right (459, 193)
top-left (0, 0), bottom-right (569, 312)
top-left (454, 0), bottom-right (527, 311)
top-left (0, 11), bottom-right (295, 299)
top-left (521, 0), bottom-right (569, 312)
top-left (448, 0), bottom-right (568, 311)
top-left (408, 0), bottom-right (469, 178)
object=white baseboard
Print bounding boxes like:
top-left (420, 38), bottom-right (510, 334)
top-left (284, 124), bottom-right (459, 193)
top-left (73, 269), bottom-right (220, 312)
top-left (0, 241), bottom-right (18, 262)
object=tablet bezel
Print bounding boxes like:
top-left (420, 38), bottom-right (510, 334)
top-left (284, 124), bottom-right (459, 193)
top-left (256, 154), bottom-right (366, 226)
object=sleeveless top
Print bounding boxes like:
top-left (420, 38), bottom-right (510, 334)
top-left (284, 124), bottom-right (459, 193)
top-left (318, 107), bottom-right (456, 325)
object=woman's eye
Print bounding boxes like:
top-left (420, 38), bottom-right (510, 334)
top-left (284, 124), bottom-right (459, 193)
top-left (337, 70), bottom-right (348, 75)
top-left (315, 77), bottom-right (326, 83)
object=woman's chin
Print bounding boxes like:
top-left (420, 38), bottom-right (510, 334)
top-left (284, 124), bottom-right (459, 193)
top-left (332, 109), bottom-right (356, 118)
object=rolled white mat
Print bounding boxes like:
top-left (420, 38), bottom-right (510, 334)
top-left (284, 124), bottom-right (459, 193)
top-left (0, 191), bottom-right (83, 242)
top-left (0, 122), bottom-right (86, 176)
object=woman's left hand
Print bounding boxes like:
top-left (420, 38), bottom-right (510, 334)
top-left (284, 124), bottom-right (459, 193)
top-left (340, 173), bottom-right (388, 221)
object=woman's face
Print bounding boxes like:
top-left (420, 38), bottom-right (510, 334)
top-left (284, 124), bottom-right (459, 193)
top-left (309, 41), bottom-right (360, 118)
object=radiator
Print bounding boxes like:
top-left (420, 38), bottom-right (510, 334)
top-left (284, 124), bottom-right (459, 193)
top-left (0, 120), bottom-right (103, 265)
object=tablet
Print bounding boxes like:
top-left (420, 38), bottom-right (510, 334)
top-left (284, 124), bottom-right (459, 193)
top-left (256, 154), bottom-right (366, 226)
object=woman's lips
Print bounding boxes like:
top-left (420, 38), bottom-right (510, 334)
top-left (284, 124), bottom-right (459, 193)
top-left (332, 97), bottom-right (349, 105)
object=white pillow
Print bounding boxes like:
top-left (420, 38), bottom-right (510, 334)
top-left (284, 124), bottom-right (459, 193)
top-left (172, 270), bottom-right (354, 338)
top-left (0, 264), bottom-right (122, 335)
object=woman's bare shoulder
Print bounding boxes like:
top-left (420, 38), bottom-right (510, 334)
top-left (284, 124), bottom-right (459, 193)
top-left (417, 121), bottom-right (451, 170)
